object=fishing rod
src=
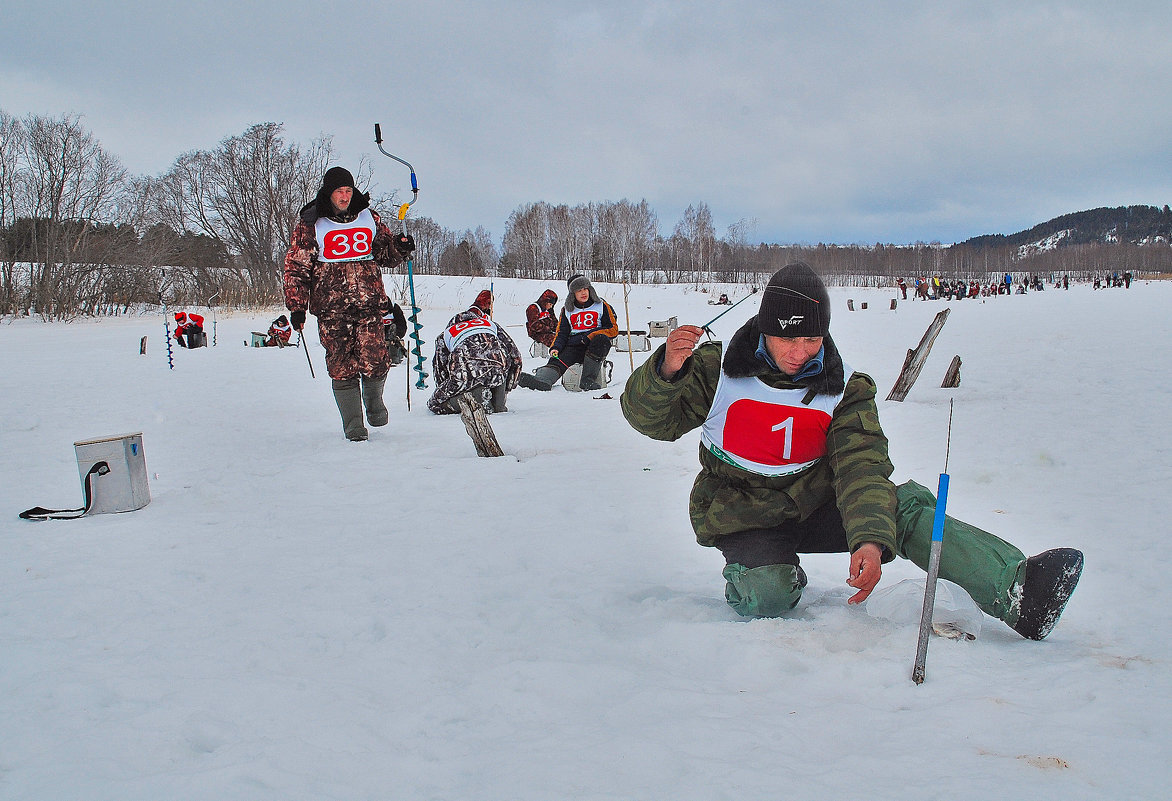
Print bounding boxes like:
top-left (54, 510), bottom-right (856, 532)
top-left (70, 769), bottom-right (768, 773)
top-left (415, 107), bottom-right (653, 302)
top-left (699, 288), bottom-right (759, 337)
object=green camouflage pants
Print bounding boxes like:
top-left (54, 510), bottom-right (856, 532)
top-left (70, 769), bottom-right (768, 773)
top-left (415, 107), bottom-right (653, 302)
top-left (723, 480), bottom-right (1027, 620)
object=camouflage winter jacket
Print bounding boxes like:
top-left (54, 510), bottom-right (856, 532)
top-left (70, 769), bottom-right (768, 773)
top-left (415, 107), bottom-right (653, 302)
top-left (428, 308), bottom-right (525, 413)
top-left (525, 292), bottom-right (559, 347)
top-left (620, 317), bottom-right (898, 558)
top-left (283, 193), bottom-right (404, 321)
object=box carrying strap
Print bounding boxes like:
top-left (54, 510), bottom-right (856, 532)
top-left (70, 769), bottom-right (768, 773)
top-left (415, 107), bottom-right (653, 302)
top-left (19, 461), bottom-right (110, 521)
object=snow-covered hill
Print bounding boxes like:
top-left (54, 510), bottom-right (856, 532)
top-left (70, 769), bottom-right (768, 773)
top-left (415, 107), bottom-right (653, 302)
top-left (1, 277), bottom-right (1166, 800)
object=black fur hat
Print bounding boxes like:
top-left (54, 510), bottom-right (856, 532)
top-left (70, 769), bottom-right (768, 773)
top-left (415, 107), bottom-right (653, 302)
top-left (302, 166), bottom-right (370, 222)
top-left (321, 167), bottom-right (355, 195)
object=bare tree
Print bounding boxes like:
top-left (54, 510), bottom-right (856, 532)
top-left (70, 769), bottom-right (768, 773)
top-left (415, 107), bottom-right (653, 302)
top-left (156, 122), bottom-right (333, 304)
top-left (0, 110), bottom-right (21, 313)
top-left (405, 215), bottom-right (454, 276)
top-left (468, 226), bottom-right (499, 277)
top-left (502, 202), bottom-right (551, 277)
top-left (673, 202), bottom-right (716, 284)
top-left (16, 113), bottom-right (128, 318)
top-left (597, 199), bottom-right (658, 281)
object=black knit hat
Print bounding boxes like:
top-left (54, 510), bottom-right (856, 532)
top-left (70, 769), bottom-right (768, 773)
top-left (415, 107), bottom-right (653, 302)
top-left (321, 167), bottom-right (356, 194)
top-left (757, 261), bottom-right (831, 337)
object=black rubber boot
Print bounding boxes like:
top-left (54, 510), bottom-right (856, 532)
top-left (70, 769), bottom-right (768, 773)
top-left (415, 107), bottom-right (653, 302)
top-left (490, 384), bottom-right (508, 413)
top-left (361, 375), bottom-right (388, 426)
top-left (1011, 548), bottom-right (1084, 640)
top-left (518, 365), bottom-right (559, 391)
top-left (580, 355), bottom-right (605, 391)
top-left (332, 378), bottom-right (368, 441)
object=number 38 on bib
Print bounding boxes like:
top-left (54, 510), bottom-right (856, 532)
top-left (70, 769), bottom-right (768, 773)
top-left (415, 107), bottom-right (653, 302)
top-left (314, 209), bottom-right (377, 262)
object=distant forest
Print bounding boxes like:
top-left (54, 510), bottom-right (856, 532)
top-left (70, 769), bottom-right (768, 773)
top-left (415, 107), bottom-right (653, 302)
top-left (2, 111), bottom-right (1169, 319)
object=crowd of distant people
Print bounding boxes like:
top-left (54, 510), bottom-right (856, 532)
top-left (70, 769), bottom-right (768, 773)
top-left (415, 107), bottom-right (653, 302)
top-left (895, 270), bottom-right (1135, 301)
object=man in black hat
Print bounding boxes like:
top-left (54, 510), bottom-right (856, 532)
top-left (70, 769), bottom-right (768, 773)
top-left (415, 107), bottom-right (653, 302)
top-left (620, 261), bottom-right (1083, 640)
top-left (284, 167), bottom-right (416, 441)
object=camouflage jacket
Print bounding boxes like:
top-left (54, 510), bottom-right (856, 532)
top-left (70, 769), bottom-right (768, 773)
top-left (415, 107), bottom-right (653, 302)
top-left (525, 303), bottom-right (558, 347)
top-left (283, 194), bottom-right (404, 321)
top-left (428, 308), bottom-right (524, 413)
top-left (620, 317), bottom-right (898, 557)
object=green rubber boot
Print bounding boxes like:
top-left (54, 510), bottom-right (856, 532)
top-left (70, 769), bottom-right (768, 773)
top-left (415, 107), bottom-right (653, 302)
top-left (332, 378), bottom-right (368, 441)
top-left (723, 563), bottom-right (808, 617)
top-left (361, 374), bottom-right (388, 426)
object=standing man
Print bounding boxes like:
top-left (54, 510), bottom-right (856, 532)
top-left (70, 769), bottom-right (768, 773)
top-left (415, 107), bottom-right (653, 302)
top-left (284, 167), bottom-right (415, 441)
top-left (518, 274), bottom-right (618, 392)
top-left (620, 261), bottom-right (1083, 640)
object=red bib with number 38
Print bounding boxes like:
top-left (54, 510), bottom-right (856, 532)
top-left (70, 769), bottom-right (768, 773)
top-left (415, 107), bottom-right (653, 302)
top-left (314, 208), bottom-right (377, 262)
top-left (700, 369), bottom-right (847, 476)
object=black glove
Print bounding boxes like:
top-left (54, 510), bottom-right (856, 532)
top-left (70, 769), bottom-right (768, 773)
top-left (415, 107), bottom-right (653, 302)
top-left (290, 310), bottom-right (306, 331)
top-left (393, 233), bottom-right (416, 257)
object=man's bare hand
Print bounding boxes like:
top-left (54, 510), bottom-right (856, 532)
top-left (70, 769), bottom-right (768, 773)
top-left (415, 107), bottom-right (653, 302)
top-left (846, 542), bottom-right (884, 605)
top-left (660, 325), bottom-right (706, 380)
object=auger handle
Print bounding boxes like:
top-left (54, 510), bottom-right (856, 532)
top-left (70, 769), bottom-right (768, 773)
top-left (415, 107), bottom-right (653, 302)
top-left (374, 123), bottom-right (419, 233)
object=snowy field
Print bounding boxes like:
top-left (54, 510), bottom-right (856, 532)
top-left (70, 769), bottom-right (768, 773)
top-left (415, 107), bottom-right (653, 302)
top-left (1, 275), bottom-right (1168, 800)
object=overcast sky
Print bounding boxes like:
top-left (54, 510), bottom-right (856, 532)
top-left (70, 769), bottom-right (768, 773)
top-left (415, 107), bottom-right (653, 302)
top-left (3, 1), bottom-right (1170, 245)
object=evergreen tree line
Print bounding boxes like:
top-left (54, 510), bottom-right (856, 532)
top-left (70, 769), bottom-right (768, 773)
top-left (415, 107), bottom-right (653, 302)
top-left (2, 110), bottom-right (1168, 320)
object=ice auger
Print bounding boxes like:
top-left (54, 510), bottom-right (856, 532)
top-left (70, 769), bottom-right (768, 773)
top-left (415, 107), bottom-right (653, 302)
top-left (159, 273), bottom-right (175, 371)
top-left (374, 123), bottom-right (427, 391)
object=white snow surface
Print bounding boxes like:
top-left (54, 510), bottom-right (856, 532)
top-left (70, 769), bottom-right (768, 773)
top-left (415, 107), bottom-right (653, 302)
top-left (2, 277), bottom-right (1168, 800)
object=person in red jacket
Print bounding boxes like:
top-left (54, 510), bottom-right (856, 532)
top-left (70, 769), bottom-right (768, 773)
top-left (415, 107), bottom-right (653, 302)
top-left (173, 311), bottom-right (206, 348)
top-left (265, 314), bottom-right (293, 347)
top-left (284, 167), bottom-right (414, 441)
top-left (525, 289), bottom-right (559, 348)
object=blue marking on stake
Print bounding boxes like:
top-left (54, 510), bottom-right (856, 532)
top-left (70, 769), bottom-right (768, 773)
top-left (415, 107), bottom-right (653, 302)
top-left (932, 473), bottom-right (950, 542)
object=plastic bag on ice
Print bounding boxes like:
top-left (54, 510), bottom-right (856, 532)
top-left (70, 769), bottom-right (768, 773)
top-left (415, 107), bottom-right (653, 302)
top-left (865, 578), bottom-right (983, 640)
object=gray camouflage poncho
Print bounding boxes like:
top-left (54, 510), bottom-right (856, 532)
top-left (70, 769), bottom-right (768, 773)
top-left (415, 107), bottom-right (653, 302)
top-left (428, 308), bottom-right (524, 414)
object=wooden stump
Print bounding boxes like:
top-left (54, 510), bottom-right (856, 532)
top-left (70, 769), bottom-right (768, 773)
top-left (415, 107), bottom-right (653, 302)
top-left (941, 355), bottom-right (962, 388)
top-left (139, 336), bottom-right (147, 355)
top-left (847, 299), bottom-right (855, 311)
top-left (886, 308), bottom-right (951, 402)
top-left (455, 392), bottom-right (504, 457)
top-left (890, 298), bottom-right (898, 310)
